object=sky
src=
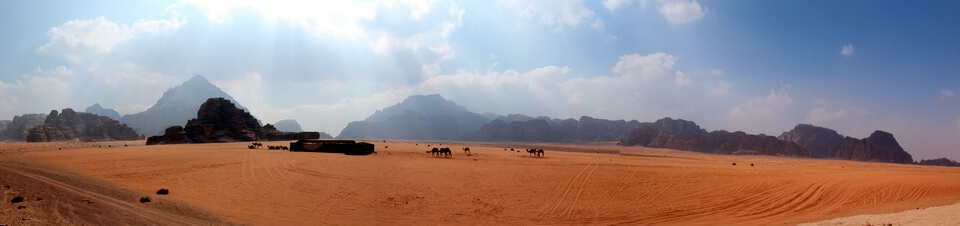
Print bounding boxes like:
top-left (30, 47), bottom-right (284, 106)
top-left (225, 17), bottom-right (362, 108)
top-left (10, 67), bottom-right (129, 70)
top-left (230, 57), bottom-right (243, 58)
top-left (1, 0), bottom-right (959, 160)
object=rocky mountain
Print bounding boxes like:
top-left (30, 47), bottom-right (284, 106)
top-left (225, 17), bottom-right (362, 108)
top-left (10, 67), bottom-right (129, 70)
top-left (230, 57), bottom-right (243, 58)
top-left (121, 75), bottom-right (247, 136)
top-left (918, 158), bottom-right (960, 167)
top-left (835, 131), bottom-right (913, 164)
top-left (0, 113), bottom-right (47, 141)
top-left (618, 118), bottom-right (811, 157)
top-left (778, 124), bottom-right (844, 158)
top-left (146, 98), bottom-right (319, 145)
top-left (274, 119), bottom-right (303, 132)
top-left (778, 124), bottom-right (913, 163)
top-left (26, 108), bottom-right (142, 142)
top-left (620, 119), bottom-right (913, 163)
top-left (464, 116), bottom-right (642, 143)
top-left (336, 94), bottom-right (491, 140)
top-left (84, 103), bottom-right (121, 121)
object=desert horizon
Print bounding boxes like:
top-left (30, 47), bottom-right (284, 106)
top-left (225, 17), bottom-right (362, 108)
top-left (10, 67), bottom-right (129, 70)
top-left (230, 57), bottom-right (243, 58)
top-left (3, 1), bottom-right (960, 225)
top-left (3, 140), bottom-right (960, 225)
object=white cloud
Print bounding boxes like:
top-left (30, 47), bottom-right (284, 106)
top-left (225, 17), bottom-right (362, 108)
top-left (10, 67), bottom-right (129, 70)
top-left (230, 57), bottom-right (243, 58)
top-left (612, 52), bottom-right (676, 81)
top-left (659, 0), bottom-right (707, 24)
top-left (729, 87), bottom-right (793, 120)
top-left (37, 16), bottom-right (183, 62)
top-left (507, 0), bottom-right (597, 29)
top-left (591, 18), bottom-right (606, 30)
top-left (674, 71), bottom-right (691, 86)
top-left (941, 89), bottom-right (955, 99)
top-left (840, 44), bottom-right (855, 56)
top-left (36, 66), bottom-right (73, 76)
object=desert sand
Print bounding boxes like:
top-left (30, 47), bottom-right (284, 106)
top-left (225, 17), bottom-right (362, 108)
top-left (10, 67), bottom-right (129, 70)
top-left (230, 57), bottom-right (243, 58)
top-left (2, 140), bottom-right (960, 225)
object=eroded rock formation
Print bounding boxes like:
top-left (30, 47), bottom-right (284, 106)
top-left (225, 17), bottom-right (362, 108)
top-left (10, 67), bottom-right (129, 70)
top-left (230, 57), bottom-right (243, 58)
top-left (619, 118), bottom-right (811, 157)
top-left (0, 113), bottom-right (46, 141)
top-left (146, 98), bottom-right (319, 145)
top-left (26, 109), bottom-right (142, 142)
top-left (834, 131), bottom-right (913, 164)
top-left (918, 158), bottom-right (960, 167)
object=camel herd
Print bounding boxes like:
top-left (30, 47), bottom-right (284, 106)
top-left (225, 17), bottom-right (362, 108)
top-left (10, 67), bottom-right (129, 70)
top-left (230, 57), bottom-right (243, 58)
top-left (425, 146), bottom-right (545, 158)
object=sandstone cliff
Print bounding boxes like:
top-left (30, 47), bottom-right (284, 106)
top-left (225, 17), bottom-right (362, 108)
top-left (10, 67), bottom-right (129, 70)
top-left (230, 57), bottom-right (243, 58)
top-left (146, 98), bottom-right (319, 145)
top-left (834, 131), bottom-right (913, 164)
top-left (26, 109), bottom-right (142, 142)
top-left (0, 113), bottom-right (46, 141)
top-left (619, 118), bottom-right (810, 157)
top-left (778, 124), bottom-right (844, 158)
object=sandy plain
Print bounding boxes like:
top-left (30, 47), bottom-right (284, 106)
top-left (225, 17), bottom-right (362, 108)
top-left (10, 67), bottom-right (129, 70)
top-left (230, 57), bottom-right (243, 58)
top-left (2, 140), bottom-right (960, 225)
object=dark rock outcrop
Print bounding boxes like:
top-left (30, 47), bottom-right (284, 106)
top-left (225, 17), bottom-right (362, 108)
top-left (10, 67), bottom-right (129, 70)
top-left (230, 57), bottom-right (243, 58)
top-left (0, 113), bottom-right (47, 141)
top-left (26, 108), bottom-right (142, 142)
top-left (778, 124), bottom-right (844, 158)
top-left (121, 75), bottom-right (248, 136)
top-left (84, 103), bottom-right (121, 121)
top-left (834, 131), bottom-right (913, 164)
top-left (146, 98), bottom-right (319, 145)
top-left (621, 120), bottom-right (912, 163)
top-left (619, 118), bottom-right (811, 157)
top-left (337, 94), bottom-right (491, 140)
top-left (574, 116), bottom-right (644, 142)
top-left (273, 119), bottom-right (303, 132)
top-left (918, 158), bottom-right (960, 167)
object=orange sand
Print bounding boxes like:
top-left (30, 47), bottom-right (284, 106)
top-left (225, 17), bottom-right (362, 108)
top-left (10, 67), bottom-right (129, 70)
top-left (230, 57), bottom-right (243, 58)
top-left (3, 141), bottom-right (960, 225)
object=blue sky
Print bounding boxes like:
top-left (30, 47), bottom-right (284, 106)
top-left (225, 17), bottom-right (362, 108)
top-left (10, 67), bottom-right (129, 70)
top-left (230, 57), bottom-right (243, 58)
top-left (1, 0), bottom-right (959, 160)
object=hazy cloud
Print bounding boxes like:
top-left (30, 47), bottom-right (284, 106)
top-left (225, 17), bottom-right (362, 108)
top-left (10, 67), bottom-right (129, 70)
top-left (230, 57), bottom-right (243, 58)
top-left (507, 0), bottom-right (597, 30)
top-left (941, 89), bottom-right (955, 99)
top-left (659, 0), bottom-right (707, 24)
top-left (806, 106), bottom-right (870, 125)
top-left (840, 44), bottom-right (855, 56)
top-left (37, 16), bottom-right (182, 62)
top-left (729, 86), bottom-right (793, 124)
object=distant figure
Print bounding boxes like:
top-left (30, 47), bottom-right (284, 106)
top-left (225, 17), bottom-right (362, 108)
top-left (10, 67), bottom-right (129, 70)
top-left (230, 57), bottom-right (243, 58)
top-left (462, 147), bottom-right (471, 155)
top-left (732, 163), bottom-right (736, 166)
top-left (750, 163), bottom-right (754, 167)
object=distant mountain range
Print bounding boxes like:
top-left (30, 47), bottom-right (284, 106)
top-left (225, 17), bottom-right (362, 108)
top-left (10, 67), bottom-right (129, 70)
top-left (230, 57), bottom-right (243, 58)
top-left (337, 94), bottom-right (490, 140)
top-left (120, 75), bottom-right (248, 136)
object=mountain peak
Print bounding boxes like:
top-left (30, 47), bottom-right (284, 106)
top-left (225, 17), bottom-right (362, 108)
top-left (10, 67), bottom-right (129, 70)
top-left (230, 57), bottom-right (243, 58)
top-left (365, 94), bottom-right (468, 122)
top-left (184, 74), bottom-right (211, 86)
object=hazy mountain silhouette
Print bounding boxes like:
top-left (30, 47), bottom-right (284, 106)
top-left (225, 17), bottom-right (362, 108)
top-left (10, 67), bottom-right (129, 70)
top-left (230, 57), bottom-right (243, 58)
top-left (121, 75), bottom-right (247, 136)
top-left (273, 119), bottom-right (303, 132)
top-left (84, 103), bottom-right (121, 121)
top-left (337, 94), bottom-right (491, 140)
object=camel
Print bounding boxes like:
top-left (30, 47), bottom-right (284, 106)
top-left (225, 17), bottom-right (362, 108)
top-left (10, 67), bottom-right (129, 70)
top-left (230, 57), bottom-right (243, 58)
top-left (527, 148), bottom-right (545, 158)
top-left (462, 147), bottom-right (471, 155)
top-left (281, 146), bottom-right (289, 151)
top-left (248, 145), bottom-right (256, 149)
top-left (251, 142), bottom-right (263, 148)
top-left (440, 147), bottom-right (452, 158)
top-left (431, 147), bottom-right (440, 157)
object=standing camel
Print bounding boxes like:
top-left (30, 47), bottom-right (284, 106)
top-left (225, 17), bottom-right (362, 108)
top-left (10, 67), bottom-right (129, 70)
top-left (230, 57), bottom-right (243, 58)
top-left (462, 147), bottom-right (471, 155)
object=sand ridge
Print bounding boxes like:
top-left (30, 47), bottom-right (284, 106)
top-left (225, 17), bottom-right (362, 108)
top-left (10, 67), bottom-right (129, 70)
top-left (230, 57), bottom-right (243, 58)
top-left (3, 141), bottom-right (960, 225)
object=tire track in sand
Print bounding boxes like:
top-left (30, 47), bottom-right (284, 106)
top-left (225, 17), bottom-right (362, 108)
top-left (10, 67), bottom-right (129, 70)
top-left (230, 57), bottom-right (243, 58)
top-left (540, 162), bottom-right (597, 219)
